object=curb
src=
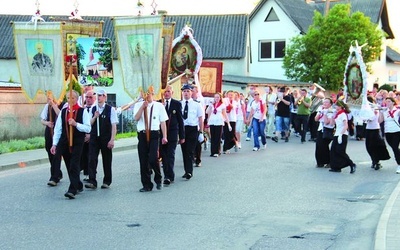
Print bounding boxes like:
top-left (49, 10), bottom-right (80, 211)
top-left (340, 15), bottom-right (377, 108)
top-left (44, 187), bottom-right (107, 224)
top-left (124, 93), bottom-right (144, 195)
top-left (374, 178), bottom-right (400, 250)
top-left (0, 144), bottom-right (137, 172)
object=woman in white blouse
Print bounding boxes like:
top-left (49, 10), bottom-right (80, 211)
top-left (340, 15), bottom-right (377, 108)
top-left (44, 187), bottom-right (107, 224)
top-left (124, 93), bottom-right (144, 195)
top-left (206, 93), bottom-right (230, 157)
top-left (328, 100), bottom-right (356, 173)
top-left (378, 97), bottom-right (400, 174)
top-left (314, 98), bottom-right (335, 168)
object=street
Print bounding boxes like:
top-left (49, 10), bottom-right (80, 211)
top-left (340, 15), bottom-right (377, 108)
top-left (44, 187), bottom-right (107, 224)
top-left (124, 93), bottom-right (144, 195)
top-left (0, 137), bottom-right (399, 249)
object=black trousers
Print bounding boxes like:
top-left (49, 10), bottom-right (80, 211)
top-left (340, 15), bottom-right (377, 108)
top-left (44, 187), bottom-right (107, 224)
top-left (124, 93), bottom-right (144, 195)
top-left (385, 132), bottom-right (400, 165)
top-left (160, 139), bottom-right (178, 181)
top-left (194, 140), bottom-right (202, 165)
top-left (181, 126), bottom-right (198, 175)
top-left (88, 137), bottom-right (113, 186)
top-left (297, 114), bottom-right (309, 142)
top-left (308, 112), bottom-right (318, 139)
top-left (46, 133), bottom-right (63, 182)
top-left (80, 141), bottom-right (89, 175)
top-left (315, 130), bottom-right (332, 166)
top-left (223, 121), bottom-right (236, 151)
top-left (138, 131), bottom-right (162, 189)
top-left (54, 140), bottom-right (84, 194)
top-left (210, 125), bottom-right (223, 155)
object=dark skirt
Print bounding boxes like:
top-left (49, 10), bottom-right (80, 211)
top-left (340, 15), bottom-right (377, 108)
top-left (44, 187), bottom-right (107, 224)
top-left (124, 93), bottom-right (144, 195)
top-left (330, 135), bottom-right (354, 170)
top-left (365, 129), bottom-right (390, 164)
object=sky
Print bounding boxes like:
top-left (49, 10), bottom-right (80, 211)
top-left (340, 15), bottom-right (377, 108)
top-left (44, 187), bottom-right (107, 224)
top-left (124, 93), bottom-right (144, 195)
top-left (0, 0), bottom-right (257, 16)
top-left (1, 0), bottom-right (399, 47)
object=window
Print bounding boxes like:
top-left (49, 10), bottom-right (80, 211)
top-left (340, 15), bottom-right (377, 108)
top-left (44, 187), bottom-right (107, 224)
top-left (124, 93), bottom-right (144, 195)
top-left (106, 93), bottom-right (116, 107)
top-left (264, 8), bottom-right (279, 22)
top-left (259, 40), bottom-right (286, 60)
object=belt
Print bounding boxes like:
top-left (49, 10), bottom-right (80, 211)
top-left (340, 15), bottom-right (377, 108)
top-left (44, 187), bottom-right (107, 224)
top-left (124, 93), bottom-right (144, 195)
top-left (138, 130), bottom-right (159, 133)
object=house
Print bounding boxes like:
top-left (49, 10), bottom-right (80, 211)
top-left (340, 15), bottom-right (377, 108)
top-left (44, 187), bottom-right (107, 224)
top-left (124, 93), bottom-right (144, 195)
top-left (248, 0), bottom-right (400, 90)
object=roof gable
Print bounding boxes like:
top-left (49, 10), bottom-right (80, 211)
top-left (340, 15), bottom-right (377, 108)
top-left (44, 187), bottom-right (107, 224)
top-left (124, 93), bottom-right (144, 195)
top-left (250, 0), bottom-right (393, 37)
top-left (0, 14), bottom-right (248, 60)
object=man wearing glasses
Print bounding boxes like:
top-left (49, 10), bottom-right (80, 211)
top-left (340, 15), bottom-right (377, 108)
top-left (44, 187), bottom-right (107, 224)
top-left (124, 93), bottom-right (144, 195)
top-left (85, 89), bottom-right (118, 190)
top-left (80, 90), bottom-right (96, 182)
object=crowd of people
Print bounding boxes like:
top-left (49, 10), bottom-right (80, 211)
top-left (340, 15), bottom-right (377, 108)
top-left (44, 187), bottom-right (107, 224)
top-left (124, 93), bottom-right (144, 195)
top-left (40, 82), bottom-right (400, 199)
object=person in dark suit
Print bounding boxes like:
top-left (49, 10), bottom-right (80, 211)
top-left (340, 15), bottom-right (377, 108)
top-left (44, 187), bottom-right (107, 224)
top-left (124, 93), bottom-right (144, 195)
top-left (160, 85), bottom-right (185, 185)
top-left (80, 90), bottom-right (96, 182)
top-left (85, 89), bottom-right (118, 190)
top-left (50, 90), bottom-right (91, 199)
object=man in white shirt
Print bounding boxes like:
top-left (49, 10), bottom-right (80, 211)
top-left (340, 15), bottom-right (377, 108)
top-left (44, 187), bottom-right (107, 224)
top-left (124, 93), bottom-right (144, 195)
top-left (134, 87), bottom-right (168, 192)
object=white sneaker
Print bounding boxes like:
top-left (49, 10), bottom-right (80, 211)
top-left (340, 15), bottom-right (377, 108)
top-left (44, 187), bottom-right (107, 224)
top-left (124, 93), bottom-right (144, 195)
top-left (396, 166), bottom-right (400, 174)
top-left (223, 150), bottom-right (230, 154)
top-left (246, 137), bottom-right (251, 141)
top-left (237, 143), bottom-right (242, 149)
top-left (262, 144), bottom-right (267, 149)
top-left (252, 147), bottom-right (259, 151)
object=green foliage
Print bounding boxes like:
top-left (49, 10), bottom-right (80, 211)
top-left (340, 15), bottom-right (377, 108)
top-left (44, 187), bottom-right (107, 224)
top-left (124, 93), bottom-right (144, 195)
top-left (0, 137), bottom-right (45, 154)
top-left (378, 84), bottom-right (394, 92)
top-left (283, 4), bottom-right (384, 91)
top-left (116, 132), bottom-right (137, 139)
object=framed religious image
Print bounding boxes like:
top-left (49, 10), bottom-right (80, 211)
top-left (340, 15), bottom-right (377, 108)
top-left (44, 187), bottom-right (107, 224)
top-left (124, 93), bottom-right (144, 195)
top-left (76, 37), bottom-right (114, 87)
top-left (171, 38), bottom-right (198, 74)
top-left (345, 62), bottom-right (363, 100)
top-left (26, 39), bottom-right (54, 76)
top-left (199, 61), bottom-right (223, 97)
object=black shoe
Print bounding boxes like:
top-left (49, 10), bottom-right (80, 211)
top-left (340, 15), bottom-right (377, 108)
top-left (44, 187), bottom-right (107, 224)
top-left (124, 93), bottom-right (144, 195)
top-left (77, 188), bottom-right (83, 193)
top-left (156, 183), bottom-right (162, 190)
top-left (182, 173), bottom-right (188, 178)
top-left (64, 192), bottom-right (75, 199)
top-left (85, 183), bottom-right (97, 189)
top-left (374, 163), bottom-right (382, 170)
top-left (285, 137), bottom-right (289, 142)
top-left (371, 164), bottom-right (375, 169)
top-left (185, 173), bottom-right (192, 180)
top-left (266, 136), bottom-right (271, 139)
top-left (163, 179), bottom-right (171, 185)
top-left (272, 137), bottom-right (278, 143)
top-left (316, 164), bottom-right (324, 168)
top-left (139, 187), bottom-right (152, 192)
top-left (350, 164), bottom-right (356, 174)
top-left (329, 169), bottom-right (341, 172)
top-left (101, 184), bottom-right (110, 189)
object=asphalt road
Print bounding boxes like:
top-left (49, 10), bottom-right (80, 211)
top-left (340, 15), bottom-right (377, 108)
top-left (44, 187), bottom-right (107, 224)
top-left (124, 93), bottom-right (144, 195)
top-left (0, 137), bottom-right (399, 250)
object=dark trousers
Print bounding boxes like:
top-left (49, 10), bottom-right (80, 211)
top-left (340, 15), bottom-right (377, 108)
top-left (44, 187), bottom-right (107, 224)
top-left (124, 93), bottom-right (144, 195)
top-left (88, 137), bottom-right (113, 186)
top-left (194, 140), bottom-right (202, 165)
top-left (46, 134), bottom-right (63, 182)
top-left (181, 126), bottom-right (198, 175)
top-left (54, 140), bottom-right (84, 194)
top-left (308, 112), bottom-right (318, 139)
top-left (290, 112), bottom-right (299, 134)
top-left (210, 125), bottom-right (223, 155)
top-left (297, 114), bottom-right (309, 142)
top-left (315, 130), bottom-right (332, 166)
top-left (160, 139), bottom-right (178, 181)
top-left (80, 141), bottom-right (89, 175)
top-left (356, 123), bottom-right (366, 139)
top-left (385, 132), bottom-right (400, 165)
top-left (330, 135), bottom-right (354, 170)
top-left (138, 131), bottom-right (162, 190)
top-left (223, 121), bottom-right (236, 151)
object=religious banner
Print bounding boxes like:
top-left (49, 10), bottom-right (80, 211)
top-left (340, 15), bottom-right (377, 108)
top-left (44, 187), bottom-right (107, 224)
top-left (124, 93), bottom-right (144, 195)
top-left (59, 20), bottom-right (103, 83)
top-left (343, 41), bottom-right (373, 120)
top-left (13, 22), bottom-right (64, 102)
top-left (76, 37), bottom-right (113, 87)
top-left (161, 22), bottom-right (175, 89)
top-left (114, 16), bottom-right (164, 98)
top-left (171, 25), bottom-right (203, 96)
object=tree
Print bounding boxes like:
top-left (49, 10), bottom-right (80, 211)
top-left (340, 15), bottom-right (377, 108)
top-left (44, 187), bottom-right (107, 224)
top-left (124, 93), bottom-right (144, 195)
top-left (283, 4), bottom-right (384, 91)
top-left (92, 38), bottom-right (113, 72)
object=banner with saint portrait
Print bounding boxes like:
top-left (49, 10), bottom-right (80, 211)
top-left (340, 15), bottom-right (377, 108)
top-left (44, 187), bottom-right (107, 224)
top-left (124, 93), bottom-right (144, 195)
top-left (114, 16), bottom-right (164, 98)
top-left (161, 22), bottom-right (175, 90)
top-left (13, 22), bottom-right (64, 102)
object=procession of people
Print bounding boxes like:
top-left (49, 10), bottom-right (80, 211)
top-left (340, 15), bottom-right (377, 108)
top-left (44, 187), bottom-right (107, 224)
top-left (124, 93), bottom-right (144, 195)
top-left (41, 81), bottom-right (400, 199)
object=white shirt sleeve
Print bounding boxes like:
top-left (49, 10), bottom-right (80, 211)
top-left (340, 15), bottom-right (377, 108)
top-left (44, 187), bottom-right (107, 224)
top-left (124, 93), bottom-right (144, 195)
top-left (40, 104), bottom-right (49, 120)
top-left (76, 109), bottom-right (92, 133)
top-left (110, 107), bottom-right (119, 124)
top-left (52, 109), bottom-right (63, 146)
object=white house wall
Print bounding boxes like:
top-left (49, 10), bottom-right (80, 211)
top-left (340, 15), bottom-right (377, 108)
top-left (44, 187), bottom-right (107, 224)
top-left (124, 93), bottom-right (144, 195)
top-left (249, 0), bottom-right (301, 80)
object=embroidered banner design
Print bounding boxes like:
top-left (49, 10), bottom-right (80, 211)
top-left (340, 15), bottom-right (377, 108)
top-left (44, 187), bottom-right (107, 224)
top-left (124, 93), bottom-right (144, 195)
top-left (114, 16), bottom-right (164, 98)
top-left (161, 22), bottom-right (175, 90)
top-left (13, 22), bottom-right (64, 102)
